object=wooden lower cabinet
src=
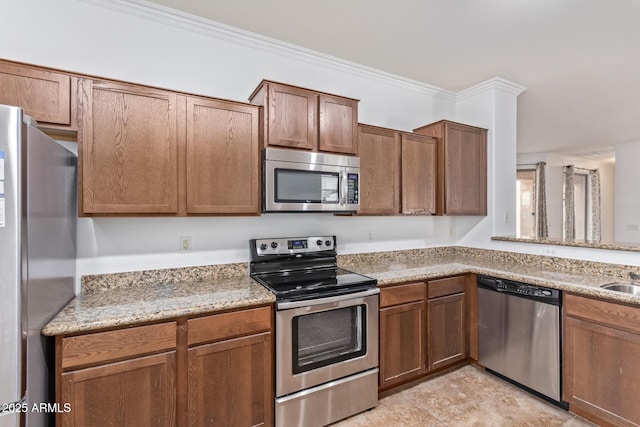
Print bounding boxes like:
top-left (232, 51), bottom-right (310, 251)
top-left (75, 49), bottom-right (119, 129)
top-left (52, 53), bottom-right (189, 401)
top-left (427, 293), bottom-right (466, 371)
top-left (56, 306), bottom-right (274, 427)
top-left (379, 276), bottom-right (470, 392)
top-left (564, 294), bottom-right (640, 426)
top-left (60, 352), bottom-right (176, 427)
top-left (187, 333), bottom-right (272, 427)
top-left (379, 282), bottom-right (427, 390)
top-left (426, 276), bottom-right (467, 371)
top-left (379, 300), bottom-right (426, 388)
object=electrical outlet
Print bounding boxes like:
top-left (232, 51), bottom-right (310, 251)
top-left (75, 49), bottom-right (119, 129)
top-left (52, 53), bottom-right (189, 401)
top-left (180, 236), bottom-right (192, 253)
top-left (503, 211), bottom-right (509, 223)
top-left (368, 231), bottom-right (374, 241)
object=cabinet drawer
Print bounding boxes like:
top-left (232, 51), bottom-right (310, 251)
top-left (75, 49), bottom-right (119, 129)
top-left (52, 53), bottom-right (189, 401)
top-left (428, 276), bottom-right (465, 299)
top-left (565, 293), bottom-right (640, 334)
top-left (380, 282), bottom-right (426, 308)
top-left (187, 306), bottom-right (272, 346)
top-left (61, 322), bottom-right (176, 370)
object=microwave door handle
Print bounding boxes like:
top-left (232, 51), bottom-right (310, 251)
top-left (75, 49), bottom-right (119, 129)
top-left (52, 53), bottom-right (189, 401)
top-left (339, 170), bottom-right (347, 206)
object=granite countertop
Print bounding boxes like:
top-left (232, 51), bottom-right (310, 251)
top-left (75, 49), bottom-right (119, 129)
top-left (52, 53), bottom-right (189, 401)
top-left (44, 247), bottom-right (640, 336)
top-left (42, 275), bottom-right (275, 336)
top-left (341, 255), bottom-right (640, 306)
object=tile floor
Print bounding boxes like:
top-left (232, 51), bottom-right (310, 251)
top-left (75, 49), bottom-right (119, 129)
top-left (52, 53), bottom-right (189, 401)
top-left (334, 365), bottom-right (597, 427)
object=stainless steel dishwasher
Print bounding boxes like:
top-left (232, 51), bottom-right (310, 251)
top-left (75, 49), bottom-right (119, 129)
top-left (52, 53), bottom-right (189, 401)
top-left (477, 275), bottom-right (568, 408)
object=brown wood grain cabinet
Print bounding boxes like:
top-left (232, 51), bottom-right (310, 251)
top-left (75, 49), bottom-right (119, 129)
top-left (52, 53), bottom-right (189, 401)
top-left (79, 79), bottom-right (180, 215)
top-left (357, 125), bottom-right (436, 215)
top-left (79, 79), bottom-right (261, 216)
top-left (187, 333), bottom-right (272, 427)
top-left (563, 294), bottom-right (640, 427)
top-left (60, 352), bottom-right (177, 427)
top-left (379, 283), bottom-right (427, 389)
top-left (56, 306), bottom-right (274, 427)
top-left (186, 96), bottom-right (260, 214)
top-left (57, 322), bottom-right (177, 427)
top-left (413, 120), bottom-right (487, 215)
top-left (427, 276), bottom-right (467, 371)
top-left (357, 125), bottom-right (401, 214)
top-left (249, 80), bottom-right (358, 154)
top-left (0, 59), bottom-right (76, 129)
top-left (186, 307), bottom-right (273, 427)
top-left (401, 133), bottom-right (437, 214)
top-left (379, 276), bottom-right (470, 392)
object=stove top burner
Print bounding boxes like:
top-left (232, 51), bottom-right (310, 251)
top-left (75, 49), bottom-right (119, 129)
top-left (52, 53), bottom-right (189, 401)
top-left (249, 236), bottom-right (377, 302)
top-left (252, 267), bottom-right (377, 301)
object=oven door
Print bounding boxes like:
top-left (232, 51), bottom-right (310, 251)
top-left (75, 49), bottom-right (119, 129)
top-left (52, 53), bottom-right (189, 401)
top-left (275, 288), bottom-right (379, 397)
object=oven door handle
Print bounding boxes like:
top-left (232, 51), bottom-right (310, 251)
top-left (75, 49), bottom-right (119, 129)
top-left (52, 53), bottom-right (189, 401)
top-left (277, 287), bottom-right (380, 310)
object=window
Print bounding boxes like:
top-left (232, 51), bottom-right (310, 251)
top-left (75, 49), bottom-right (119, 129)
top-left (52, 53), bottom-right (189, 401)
top-left (516, 170), bottom-right (536, 238)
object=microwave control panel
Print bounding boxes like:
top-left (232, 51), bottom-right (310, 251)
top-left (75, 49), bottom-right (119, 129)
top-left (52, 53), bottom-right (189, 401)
top-left (347, 173), bottom-right (359, 204)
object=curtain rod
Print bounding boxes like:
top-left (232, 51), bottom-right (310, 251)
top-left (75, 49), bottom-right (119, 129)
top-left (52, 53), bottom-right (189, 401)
top-left (564, 166), bottom-right (597, 173)
top-left (517, 162), bottom-right (545, 167)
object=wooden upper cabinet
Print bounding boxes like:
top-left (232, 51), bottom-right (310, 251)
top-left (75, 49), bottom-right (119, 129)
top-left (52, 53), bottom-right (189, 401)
top-left (318, 94), bottom-right (357, 154)
top-left (401, 133), bottom-right (437, 214)
top-left (0, 60), bottom-right (75, 128)
top-left (186, 96), bottom-right (260, 214)
top-left (251, 81), bottom-right (316, 150)
top-left (249, 80), bottom-right (358, 154)
top-left (79, 79), bottom-right (179, 215)
top-left (414, 120), bottom-right (487, 215)
top-left (357, 125), bottom-right (401, 214)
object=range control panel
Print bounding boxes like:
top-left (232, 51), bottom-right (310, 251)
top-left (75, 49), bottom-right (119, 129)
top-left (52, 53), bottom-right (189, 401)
top-left (254, 236), bottom-right (335, 255)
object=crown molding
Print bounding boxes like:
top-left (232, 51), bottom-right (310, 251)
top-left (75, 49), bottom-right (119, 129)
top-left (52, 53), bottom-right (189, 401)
top-left (457, 77), bottom-right (527, 100)
top-left (80, 0), bottom-right (457, 102)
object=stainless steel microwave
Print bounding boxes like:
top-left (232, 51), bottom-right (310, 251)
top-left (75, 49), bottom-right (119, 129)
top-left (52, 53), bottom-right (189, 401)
top-left (263, 148), bottom-right (360, 212)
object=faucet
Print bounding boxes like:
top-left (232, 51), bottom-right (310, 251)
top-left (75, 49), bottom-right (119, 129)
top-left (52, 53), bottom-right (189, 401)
top-left (629, 272), bottom-right (639, 283)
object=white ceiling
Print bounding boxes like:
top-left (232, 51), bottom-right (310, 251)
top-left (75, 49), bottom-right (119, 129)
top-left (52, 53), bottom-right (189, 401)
top-left (145, 0), bottom-right (640, 155)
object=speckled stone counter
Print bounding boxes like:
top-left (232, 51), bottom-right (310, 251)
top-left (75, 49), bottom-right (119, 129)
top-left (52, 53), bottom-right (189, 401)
top-left (45, 246), bottom-right (640, 336)
top-left (43, 266), bottom-right (275, 336)
top-left (338, 246), bottom-right (640, 306)
top-left (491, 235), bottom-right (640, 252)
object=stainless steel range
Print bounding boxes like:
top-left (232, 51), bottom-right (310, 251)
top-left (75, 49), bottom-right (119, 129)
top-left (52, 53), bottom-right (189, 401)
top-left (249, 236), bottom-right (379, 427)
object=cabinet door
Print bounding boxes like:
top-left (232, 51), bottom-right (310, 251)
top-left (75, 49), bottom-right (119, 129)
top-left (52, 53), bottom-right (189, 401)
top-left (265, 82), bottom-right (316, 150)
top-left (79, 79), bottom-right (179, 214)
top-left (186, 97), bottom-right (260, 214)
top-left (379, 301), bottom-right (426, 389)
top-left (188, 332), bottom-right (273, 427)
top-left (427, 293), bottom-right (466, 371)
top-left (318, 94), bottom-right (358, 154)
top-left (401, 133), bottom-right (437, 214)
top-left (0, 61), bottom-right (72, 126)
top-left (443, 122), bottom-right (487, 215)
top-left (564, 316), bottom-right (640, 427)
top-left (357, 125), bottom-right (400, 214)
top-left (59, 352), bottom-right (176, 427)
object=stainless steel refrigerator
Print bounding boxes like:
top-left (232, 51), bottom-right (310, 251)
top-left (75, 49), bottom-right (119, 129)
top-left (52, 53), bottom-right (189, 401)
top-left (0, 105), bottom-right (76, 427)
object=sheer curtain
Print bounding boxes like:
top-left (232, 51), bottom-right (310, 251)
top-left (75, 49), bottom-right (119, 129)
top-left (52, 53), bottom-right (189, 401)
top-left (563, 165), bottom-right (575, 240)
top-left (588, 169), bottom-right (601, 241)
top-left (535, 162), bottom-right (548, 238)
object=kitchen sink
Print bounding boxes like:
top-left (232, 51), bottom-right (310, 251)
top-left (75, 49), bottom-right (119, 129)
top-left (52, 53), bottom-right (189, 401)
top-left (600, 283), bottom-right (640, 295)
